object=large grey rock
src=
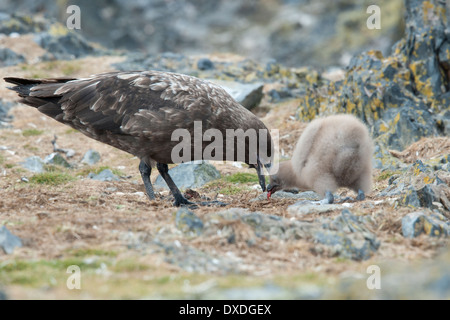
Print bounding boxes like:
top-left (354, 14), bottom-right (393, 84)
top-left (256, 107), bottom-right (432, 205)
top-left (287, 201), bottom-right (342, 216)
top-left (251, 190), bottom-right (321, 202)
top-left (88, 169), bottom-right (119, 181)
top-left (81, 149), bottom-right (101, 165)
top-left (0, 47), bottom-right (25, 67)
top-left (20, 156), bottom-right (44, 173)
top-left (0, 99), bottom-right (13, 129)
top-left (209, 80), bottom-right (264, 110)
top-left (175, 208), bottom-right (204, 236)
top-left (154, 161), bottom-right (220, 190)
top-left (402, 211), bottom-right (449, 238)
top-left (0, 226), bottom-right (22, 254)
top-left (315, 209), bottom-right (380, 261)
top-left (44, 152), bottom-right (71, 168)
top-left (34, 31), bottom-right (100, 60)
top-left (205, 208), bottom-right (379, 261)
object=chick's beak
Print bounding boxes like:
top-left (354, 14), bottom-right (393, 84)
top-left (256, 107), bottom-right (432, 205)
top-left (266, 184), bottom-right (274, 200)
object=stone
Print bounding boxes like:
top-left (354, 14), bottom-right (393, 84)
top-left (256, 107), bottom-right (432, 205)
top-left (251, 190), bottom-right (321, 202)
top-left (297, 0), bottom-right (449, 151)
top-left (0, 99), bottom-right (14, 129)
top-left (175, 208), bottom-right (204, 236)
top-left (402, 211), bottom-right (449, 238)
top-left (287, 201), bottom-right (342, 216)
top-left (44, 152), bottom-right (71, 168)
top-left (81, 149), bottom-right (101, 165)
top-left (197, 58), bottom-right (214, 70)
top-left (20, 156), bottom-right (44, 173)
top-left (401, 185), bottom-right (438, 209)
top-left (209, 79), bottom-right (264, 110)
top-left (0, 47), bottom-right (26, 67)
top-left (34, 30), bottom-right (99, 60)
top-left (154, 161), bottom-right (220, 190)
top-left (206, 208), bottom-right (379, 261)
top-left (88, 169), bottom-right (119, 181)
top-left (315, 209), bottom-right (380, 260)
top-left (0, 226), bottom-right (22, 254)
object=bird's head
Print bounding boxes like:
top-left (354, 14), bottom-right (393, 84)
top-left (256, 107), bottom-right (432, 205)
top-left (266, 174), bottom-right (284, 200)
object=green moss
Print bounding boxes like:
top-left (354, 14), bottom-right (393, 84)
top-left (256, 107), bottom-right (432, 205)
top-left (49, 23), bottom-right (70, 37)
top-left (376, 170), bottom-right (402, 182)
top-left (29, 172), bottom-right (75, 186)
top-left (218, 185), bottom-right (247, 195)
top-left (20, 60), bottom-right (81, 79)
top-left (0, 258), bottom-right (106, 286)
top-left (22, 129), bottom-right (44, 137)
top-left (65, 128), bottom-right (78, 134)
top-left (111, 260), bottom-right (153, 273)
top-left (225, 172), bottom-right (260, 184)
top-left (60, 62), bottom-right (81, 76)
top-left (23, 144), bottom-right (39, 152)
top-left (68, 248), bottom-right (118, 258)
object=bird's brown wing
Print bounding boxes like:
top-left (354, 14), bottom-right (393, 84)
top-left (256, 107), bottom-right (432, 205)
top-left (5, 71), bottom-right (239, 151)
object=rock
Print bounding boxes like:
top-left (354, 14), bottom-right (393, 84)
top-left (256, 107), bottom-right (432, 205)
top-left (20, 156), bottom-right (44, 173)
top-left (175, 208), bottom-right (204, 236)
top-left (209, 80), bottom-right (264, 110)
top-left (297, 0), bottom-right (449, 151)
top-left (380, 160), bottom-right (450, 210)
top-left (34, 29), bottom-right (100, 60)
top-left (153, 239), bottom-right (237, 274)
top-left (401, 185), bottom-right (438, 209)
top-left (0, 226), bottom-right (22, 254)
top-left (0, 47), bottom-right (26, 67)
top-left (205, 208), bottom-right (379, 260)
top-left (197, 58), bottom-right (214, 71)
top-left (0, 13), bottom-right (47, 35)
top-left (287, 201), bottom-right (342, 216)
top-left (0, 99), bottom-right (14, 129)
top-left (44, 152), bottom-right (71, 168)
top-left (154, 161), bottom-right (220, 190)
top-left (315, 209), bottom-right (380, 261)
top-left (81, 149), bottom-right (101, 165)
top-left (88, 169), bottom-right (119, 181)
top-left (251, 190), bottom-right (321, 202)
top-left (268, 88), bottom-right (294, 102)
top-left (402, 211), bottom-right (449, 238)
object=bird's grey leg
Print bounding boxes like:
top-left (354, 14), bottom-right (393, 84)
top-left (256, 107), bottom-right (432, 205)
top-left (356, 189), bottom-right (365, 201)
top-left (156, 163), bottom-right (193, 207)
top-left (139, 160), bottom-right (156, 200)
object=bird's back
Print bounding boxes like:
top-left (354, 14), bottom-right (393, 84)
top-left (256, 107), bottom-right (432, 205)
top-left (5, 71), bottom-right (272, 166)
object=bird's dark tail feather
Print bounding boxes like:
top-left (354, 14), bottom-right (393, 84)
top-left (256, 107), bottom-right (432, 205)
top-left (4, 77), bottom-right (76, 109)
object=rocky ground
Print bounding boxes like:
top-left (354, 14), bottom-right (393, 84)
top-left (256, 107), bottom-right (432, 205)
top-left (0, 3), bottom-right (449, 300)
top-left (0, 0), bottom-right (405, 68)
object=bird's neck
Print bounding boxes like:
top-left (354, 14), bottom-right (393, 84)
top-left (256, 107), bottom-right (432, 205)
top-left (278, 160), bottom-right (305, 190)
